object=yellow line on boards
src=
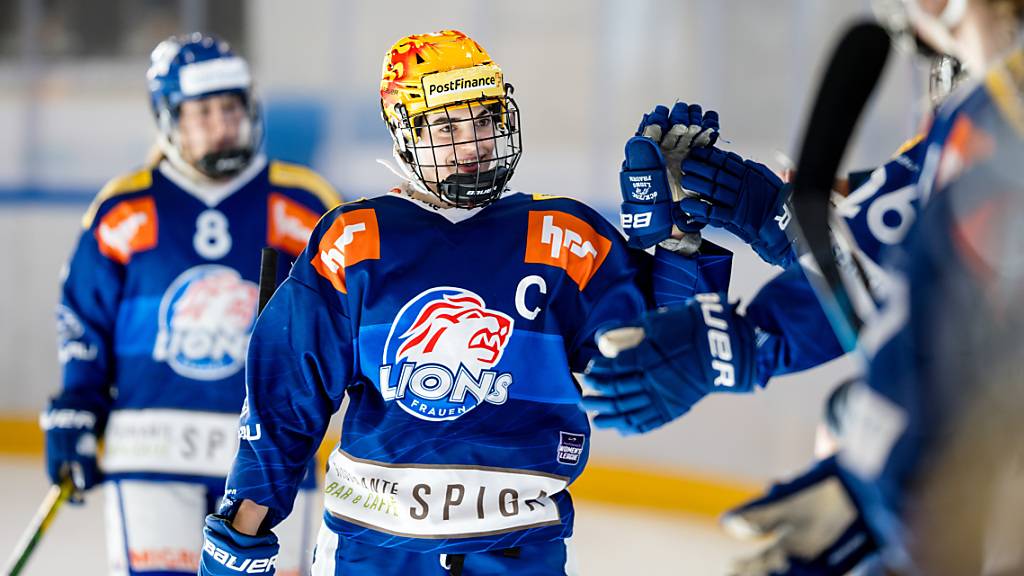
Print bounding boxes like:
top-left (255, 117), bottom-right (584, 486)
top-left (1, 416), bottom-right (758, 517)
top-left (0, 415), bottom-right (44, 455)
top-left (571, 460), bottom-right (759, 517)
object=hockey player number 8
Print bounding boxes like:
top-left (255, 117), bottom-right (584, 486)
top-left (194, 209), bottom-right (232, 260)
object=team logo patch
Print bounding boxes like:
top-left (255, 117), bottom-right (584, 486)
top-left (379, 287), bottom-right (514, 421)
top-left (152, 265), bottom-right (258, 380)
top-left (95, 196), bottom-right (158, 264)
top-left (557, 432), bottom-right (585, 465)
top-left (524, 211), bottom-right (612, 291)
top-left (267, 193), bottom-right (320, 257)
top-left (312, 209), bottom-right (380, 294)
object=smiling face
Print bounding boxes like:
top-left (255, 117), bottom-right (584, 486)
top-left (411, 103), bottom-right (499, 194)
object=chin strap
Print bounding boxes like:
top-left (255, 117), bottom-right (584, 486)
top-left (376, 157), bottom-right (454, 210)
top-left (376, 147), bottom-right (433, 195)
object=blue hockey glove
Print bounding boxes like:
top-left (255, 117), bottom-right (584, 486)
top-left (620, 103), bottom-right (720, 249)
top-left (200, 514), bottom-right (279, 576)
top-left (581, 292), bottom-right (755, 434)
top-left (721, 456), bottom-right (878, 576)
top-left (41, 395), bottom-right (105, 494)
top-left (678, 146), bottom-right (797, 267)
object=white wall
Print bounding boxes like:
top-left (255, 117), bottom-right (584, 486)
top-left (0, 0), bottom-right (925, 482)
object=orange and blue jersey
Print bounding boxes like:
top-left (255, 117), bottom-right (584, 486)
top-left (58, 155), bottom-right (339, 486)
top-left (226, 190), bottom-right (730, 553)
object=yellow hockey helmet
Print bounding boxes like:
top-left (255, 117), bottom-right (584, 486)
top-left (380, 30), bottom-right (522, 208)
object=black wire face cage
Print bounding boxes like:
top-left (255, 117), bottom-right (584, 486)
top-left (398, 92), bottom-right (522, 209)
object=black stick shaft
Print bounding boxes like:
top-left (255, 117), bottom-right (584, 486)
top-left (791, 21), bottom-right (891, 350)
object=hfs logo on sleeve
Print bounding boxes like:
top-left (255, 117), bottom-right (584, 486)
top-left (525, 211), bottom-right (611, 291)
top-left (312, 208), bottom-right (380, 294)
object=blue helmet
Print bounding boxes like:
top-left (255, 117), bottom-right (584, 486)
top-left (146, 33), bottom-right (262, 178)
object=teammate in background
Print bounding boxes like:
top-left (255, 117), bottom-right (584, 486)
top-left (40, 33), bottom-right (339, 575)
top-left (197, 29), bottom-right (729, 576)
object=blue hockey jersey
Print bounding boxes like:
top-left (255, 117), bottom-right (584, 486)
top-left (58, 155), bottom-right (339, 485)
top-left (739, 133), bottom-right (931, 378)
top-left (838, 47), bottom-right (1024, 559)
top-left (226, 190), bottom-right (723, 553)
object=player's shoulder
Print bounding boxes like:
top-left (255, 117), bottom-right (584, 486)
top-left (307, 195), bottom-right (379, 236)
top-left (267, 160), bottom-right (341, 210)
top-left (510, 191), bottom-right (618, 233)
top-left (892, 133), bottom-right (927, 160)
top-left (81, 166), bottom-right (158, 229)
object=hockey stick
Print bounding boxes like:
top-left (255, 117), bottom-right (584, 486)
top-left (789, 21), bottom-right (891, 351)
top-left (3, 477), bottom-right (75, 576)
top-left (257, 247), bottom-right (279, 316)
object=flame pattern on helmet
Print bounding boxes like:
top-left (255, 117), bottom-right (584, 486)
top-left (380, 30), bottom-right (497, 129)
top-left (378, 30), bottom-right (522, 209)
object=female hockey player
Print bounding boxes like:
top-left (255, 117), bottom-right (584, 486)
top-left (41, 33), bottom-right (339, 575)
top-left (197, 29), bottom-right (730, 576)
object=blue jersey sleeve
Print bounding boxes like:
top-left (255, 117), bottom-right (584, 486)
top-left (562, 210), bottom-right (650, 373)
top-left (226, 215), bottom-right (353, 527)
top-left (562, 204), bottom-right (734, 372)
top-left (745, 264), bottom-right (845, 385)
top-left (57, 199), bottom-right (132, 409)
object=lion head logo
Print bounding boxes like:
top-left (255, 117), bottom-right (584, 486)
top-left (380, 287), bottom-right (516, 421)
top-left (153, 265), bottom-right (258, 381)
top-left (396, 292), bottom-right (512, 372)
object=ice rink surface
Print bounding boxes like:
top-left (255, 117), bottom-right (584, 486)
top-left (0, 456), bottom-right (761, 575)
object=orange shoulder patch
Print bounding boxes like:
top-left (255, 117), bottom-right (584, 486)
top-left (94, 196), bottom-right (158, 264)
top-left (524, 210), bottom-right (612, 291)
top-left (936, 116), bottom-right (996, 190)
top-left (311, 208), bottom-right (380, 294)
top-left (267, 193), bottom-right (323, 257)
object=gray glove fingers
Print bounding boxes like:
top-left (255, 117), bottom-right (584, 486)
top-left (663, 124), bottom-right (698, 154)
top-left (641, 124), bottom-right (663, 142)
top-left (692, 128), bottom-right (715, 149)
